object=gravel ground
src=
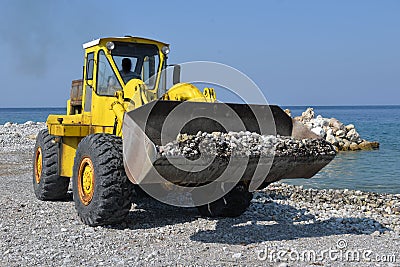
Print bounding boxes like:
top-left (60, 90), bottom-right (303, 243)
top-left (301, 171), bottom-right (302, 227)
top-left (0, 123), bottom-right (399, 266)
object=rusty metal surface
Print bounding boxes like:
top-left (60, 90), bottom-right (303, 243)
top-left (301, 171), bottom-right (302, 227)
top-left (70, 79), bottom-right (83, 106)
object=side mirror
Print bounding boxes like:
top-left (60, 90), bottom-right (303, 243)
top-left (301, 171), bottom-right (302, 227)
top-left (173, 64), bottom-right (181, 85)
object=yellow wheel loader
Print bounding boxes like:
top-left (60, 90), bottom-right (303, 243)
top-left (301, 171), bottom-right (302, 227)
top-left (32, 36), bottom-right (335, 226)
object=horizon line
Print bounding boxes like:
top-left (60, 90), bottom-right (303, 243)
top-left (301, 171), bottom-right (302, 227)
top-left (1, 104), bottom-right (400, 109)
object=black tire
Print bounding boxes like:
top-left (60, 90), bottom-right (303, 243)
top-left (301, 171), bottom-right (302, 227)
top-left (33, 129), bottom-right (69, 200)
top-left (72, 134), bottom-right (133, 226)
top-left (196, 183), bottom-right (253, 217)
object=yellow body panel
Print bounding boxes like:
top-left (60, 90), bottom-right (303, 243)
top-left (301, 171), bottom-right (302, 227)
top-left (90, 93), bottom-right (119, 128)
top-left (66, 100), bottom-right (72, 115)
top-left (162, 83), bottom-right (206, 102)
top-left (60, 137), bottom-right (80, 177)
top-left (47, 36), bottom-right (216, 178)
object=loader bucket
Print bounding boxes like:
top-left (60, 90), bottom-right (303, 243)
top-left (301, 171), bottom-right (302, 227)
top-left (122, 100), bottom-right (335, 190)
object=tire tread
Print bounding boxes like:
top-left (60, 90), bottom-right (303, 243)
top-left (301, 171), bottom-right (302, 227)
top-left (33, 129), bottom-right (69, 200)
top-left (72, 134), bottom-right (133, 226)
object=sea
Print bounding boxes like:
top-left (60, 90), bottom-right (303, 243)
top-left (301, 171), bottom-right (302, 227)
top-left (0, 105), bottom-right (399, 194)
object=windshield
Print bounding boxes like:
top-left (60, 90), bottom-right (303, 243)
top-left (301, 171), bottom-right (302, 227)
top-left (111, 42), bottom-right (160, 88)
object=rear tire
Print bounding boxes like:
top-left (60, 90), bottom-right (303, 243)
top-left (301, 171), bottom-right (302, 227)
top-left (33, 129), bottom-right (69, 200)
top-left (196, 183), bottom-right (253, 217)
top-left (72, 134), bottom-right (133, 226)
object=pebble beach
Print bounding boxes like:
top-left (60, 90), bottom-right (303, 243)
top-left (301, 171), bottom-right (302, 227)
top-left (0, 121), bottom-right (399, 266)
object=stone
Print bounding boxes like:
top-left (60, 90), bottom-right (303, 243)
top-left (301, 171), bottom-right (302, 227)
top-left (326, 134), bottom-right (337, 145)
top-left (4, 122), bottom-right (12, 127)
top-left (385, 206), bottom-right (392, 214)
top-left (335, 130), bottom-right (346, 138)
top-left (361, 206), bottom-right (367, 212)
top-left (370, 141), bottom-right (379, 149)
top-left (284, 109), bottom-right (291, 117)
top-left (349, 142), bottom-right (359, 151)
top-left (295, 108), bottom-right (314, 122)
top-left (311, 127), bottom-right (325, 137)
top-left (341, 139), bottom-right (351, 151)
top-left (27, 134), bottom-right (37, 140)
top-left (392, 207), bottom-right (400, 214)
top-left (302, 108), bottom-right (314, 121)
top-left (358, 140), bottom-right (376, 150)
top-left (329, 118), bottom-right (344, 131)
top-left (371, 231), bottom-right (381, 236)
top-left (346, 129), bottom-right (361, 143)
top-left (232, 253), bottom-right (242, 259)
top-left (345, 124), bottom-right (355, 131)
top-left (321, 119), bottom-right (330, 127)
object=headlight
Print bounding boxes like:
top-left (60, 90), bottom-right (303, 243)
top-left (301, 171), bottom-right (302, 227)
top-left (162, 46), bottom-right (170, 55)
top-left (106, 41), bottom-right (115, 51)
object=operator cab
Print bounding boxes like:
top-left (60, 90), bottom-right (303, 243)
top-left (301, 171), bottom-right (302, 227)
top-left (112, 42), bottom-right (160, 85)
top-left (68, 37), bottom-right (169, 115)
top-left (97, 41), bottom-right (162, 96)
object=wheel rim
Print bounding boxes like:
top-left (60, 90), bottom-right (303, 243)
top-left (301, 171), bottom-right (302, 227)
top-left (77, 157), bottom-right (95, 205)
top-left (34, 147), bottom-right (42, 184)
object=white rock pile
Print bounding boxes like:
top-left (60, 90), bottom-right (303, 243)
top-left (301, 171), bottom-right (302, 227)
top-left (263, 182), bottom-right (400, 233)
top-left (157, 131), bottom-right (336, 159)
top-left (0, 121), bottom-right (46, 152)
top-left (291, 108), bottom-right (379, 151)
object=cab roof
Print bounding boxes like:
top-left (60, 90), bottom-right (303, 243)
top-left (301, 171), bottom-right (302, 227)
top-left (82, 36), bottom-right (169, 49)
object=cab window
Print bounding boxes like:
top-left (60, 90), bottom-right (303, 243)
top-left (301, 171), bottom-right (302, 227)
top-left (143, 55), bottom-right (159, 88)
top-left (86, 52), bottom-right (94, 80)
top-left (97, 50), bottom-right (122, 96)
top-left (110, 42), bottom-right (159, 88)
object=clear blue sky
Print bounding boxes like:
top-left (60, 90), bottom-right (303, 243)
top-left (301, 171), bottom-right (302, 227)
top-left (0, 0), bottom-right (399, 107)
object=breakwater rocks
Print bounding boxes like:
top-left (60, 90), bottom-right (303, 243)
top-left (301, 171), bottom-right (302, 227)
top-left (158, 131), bottom-right (336, 159)
top-left (0, 121), bottom-right (46, 152)
top-left (261, 182), bottom-right (400, 233)
top-left (287, 108), bottom-right (379, 151)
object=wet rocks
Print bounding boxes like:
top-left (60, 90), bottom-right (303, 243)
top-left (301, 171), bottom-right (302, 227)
top-left (293, 107), bottom-right (379, 151)
top-left (158, 131), bottom-right (336, 159)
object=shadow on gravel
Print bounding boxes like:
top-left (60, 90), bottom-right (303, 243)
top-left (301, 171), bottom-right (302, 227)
top-left (108, 197), bottom-right (199, 230)
top-left (190, 202), bottom-right (390, 245)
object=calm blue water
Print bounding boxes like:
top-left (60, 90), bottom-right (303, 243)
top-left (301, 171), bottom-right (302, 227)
top-left (0, 108), bottom-right (65, 124)
top-left (1, 106), bottom-right (399, 194)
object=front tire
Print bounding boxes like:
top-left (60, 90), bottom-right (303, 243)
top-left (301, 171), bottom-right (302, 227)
top-left (72, 134), bottom-right (133, 226)
top-left (33, 129), bottom-right (69, 200)
top-left (196, 183), bottom-right (253, 217)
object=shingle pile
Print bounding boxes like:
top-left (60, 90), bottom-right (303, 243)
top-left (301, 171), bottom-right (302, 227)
top-left (157, 131), bottom-right (336, 159)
